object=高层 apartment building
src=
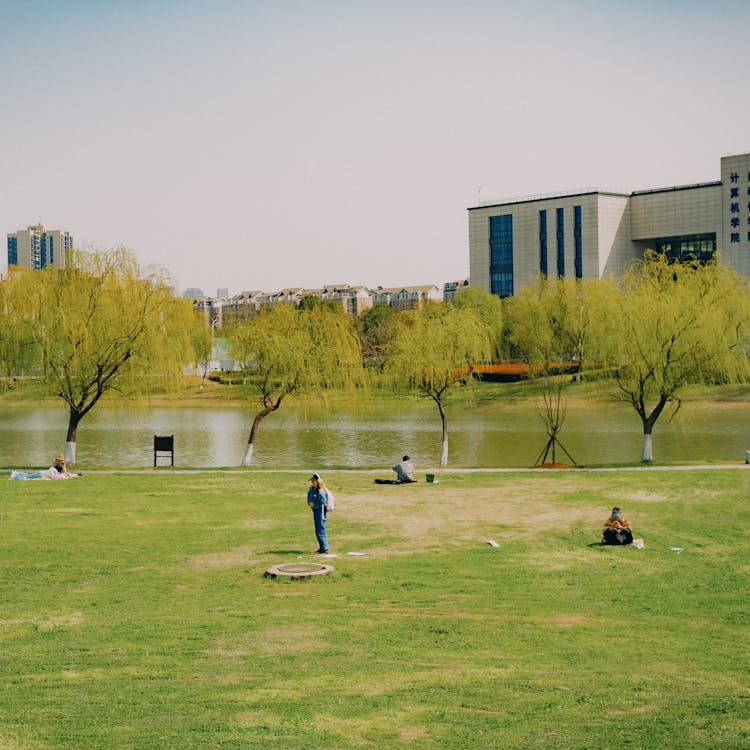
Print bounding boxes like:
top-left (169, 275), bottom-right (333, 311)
top-left (468, 152), bottom-right (750, 297)
top-left (7, 224), bottom-right (73, 271)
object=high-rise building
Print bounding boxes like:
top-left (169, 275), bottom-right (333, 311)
top-left (7, 224), bottom-right (73, 271)
top-left (468, 152), bottom-right (750, 297)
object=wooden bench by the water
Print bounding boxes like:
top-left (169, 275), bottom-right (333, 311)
top-left (154, 435), bottom-right (174, 467)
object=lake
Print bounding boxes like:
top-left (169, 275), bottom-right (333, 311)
top-left (1, 395), bottom-right (748, 469)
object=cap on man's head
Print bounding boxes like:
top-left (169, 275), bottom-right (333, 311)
top-left (402, 455), bottom-right (410, 461)
top-left (310, 472), bottom-right (321, 481)
top-left (56, 453), bottom-right (65, 462)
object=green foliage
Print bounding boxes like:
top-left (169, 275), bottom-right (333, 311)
top-left (1, 469), bottom-right (747, 749)
top-left (297, 294), bottom-right (341, 312)
top-left (596, 254), bottom-right (750, 458)
top-left (505, 277), bottom-right (611, 372)
top-left (358, 303), bottom-right (399, 367)
top-left (384, 303), bottom-right (494, 465)
top-left (2, 250), bottom-right (194, 456)
top-left (229, 303), bottom-right (363, 463)
top-left (455, 286), bottom-right (504, 357)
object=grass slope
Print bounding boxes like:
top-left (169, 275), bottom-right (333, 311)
top-left (1, 470), bottom-right (748, 749)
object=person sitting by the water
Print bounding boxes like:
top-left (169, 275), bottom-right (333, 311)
top-left (601, 506), bottom-right (633, 545)
top-left (374, 455), bottom-right (418, 484)
top-left (10, 453), bottom-right (78, 481)
top-left (392, 455), bottom-right (416, 483)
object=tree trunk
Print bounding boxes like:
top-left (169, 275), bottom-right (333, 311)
top-left (640, 394), bottom-right (667, 463)
top-left (241, 441), bottom-right (254, 466)
top-left (241, 403), bottom-right (281, 466)
top-left (65, 411), bottom-right (81, 464)
top-left (438, 399), bottom-right (448, 467)
top-left (641, 432), bottom-right (653, 462)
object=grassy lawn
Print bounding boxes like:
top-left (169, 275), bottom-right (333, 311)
top-left (1, 469), bottom-right (748, 749)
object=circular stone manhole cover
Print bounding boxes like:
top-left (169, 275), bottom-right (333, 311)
top-left (265, 562), bottom-right (335, 579)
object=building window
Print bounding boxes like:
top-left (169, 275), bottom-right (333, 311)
top-left (489, 214), bottom-right (514, 297)
top-left (7, 238), bottom-right (17, 266)
top-left (574, 205), bottom-right (582, 279)
top-left (556, 207), bottom-right (565, 278)
top-left (539, 210), bottom-right (548, 276)
top-left (653, 233), bottom-right (716, 263)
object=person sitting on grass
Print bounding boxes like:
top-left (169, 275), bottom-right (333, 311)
top-left (392, 455), bottom-right (416, 483)
top-left (374, 455), bottom-right (418, 485)
top-left (601, 506), bottom-right (633, 545)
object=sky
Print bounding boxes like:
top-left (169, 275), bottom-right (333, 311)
top-left (2, 0), bottom-right (749, 297)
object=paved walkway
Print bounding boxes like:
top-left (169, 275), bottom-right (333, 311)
top-left (53, 463), bottom-right (750, 475)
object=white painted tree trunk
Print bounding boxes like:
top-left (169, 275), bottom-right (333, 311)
top-left (65, 441), bottom-right (76, 464)
top-left (440, 436), bottom-right (448, 467)
top-left (241, 442), bottom-right (254, 467)
top-left (641, 433), bottom-right (653, 462)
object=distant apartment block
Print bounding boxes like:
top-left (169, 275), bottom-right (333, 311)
top-left (7, 224), bottom-right (73, 270)
top-left (197, 283), bottom-right (452, 328)
top-left (183, 288), bottom-right (204, 299)
top-left (468, 152), bottom-right (750, 297)
top-left (371, 285), bottom-right (442, 311)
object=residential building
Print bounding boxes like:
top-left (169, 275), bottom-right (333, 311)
top-left (319, 284), bottom-right (374, 316)
top-left (371, 285), bottom-right (442, 311)
top-left (7, 224), bottom-right (73, 270)
top-left (443, 279), bottom-right (470, 302)
top-left (468, 152), bottom-right (750, 297)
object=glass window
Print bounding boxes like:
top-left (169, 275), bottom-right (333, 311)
top-left (539, 210), bottom-right (548, 276)
top-left (653, 233), bottom-right (716, 263)
top-left (556, 208), bottom-right (565, 278)
top-left (489, 214), bottom-right (514, 297)
top-left (574, 205), bottom-right (582, 279)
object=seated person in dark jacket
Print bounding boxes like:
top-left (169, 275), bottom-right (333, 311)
top-left (602, 506), bottom-right (633, 545)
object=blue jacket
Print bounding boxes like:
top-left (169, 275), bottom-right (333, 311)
top-left (307, 486), bottom-right (328, 509)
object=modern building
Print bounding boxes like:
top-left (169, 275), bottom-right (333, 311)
top-left (7, 224), bottom-right (73, 271)
top-left (468, 152), bottom-right (750, 297)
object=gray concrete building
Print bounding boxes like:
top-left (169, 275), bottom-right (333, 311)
top-left (468, 152), bottom-right (750, 296)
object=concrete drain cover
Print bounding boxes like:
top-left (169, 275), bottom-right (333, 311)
top-left (265, 562), bottom-right (335, 579)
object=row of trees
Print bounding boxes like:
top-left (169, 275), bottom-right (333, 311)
top-left (1, 248), bottom-right (748, 466)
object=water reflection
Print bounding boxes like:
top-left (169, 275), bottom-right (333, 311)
top-left (0, 399), bottom-right (747, 468)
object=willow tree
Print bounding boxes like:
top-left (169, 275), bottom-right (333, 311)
top-left (455, 286), bottom-right (504, 359)
top-left (24, 248), bottom-right (195, 463)
top-left (0, 268), bottom-right (39, 384)
top-left (599, 253), bottom-right (749, 462)
top-left (385, 303), bottom-right (494, 466)
top-left (229, 303), bottom-right (362, 465)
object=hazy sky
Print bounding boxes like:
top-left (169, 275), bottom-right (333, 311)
top-left (2, 0), bottom-right (749, 296)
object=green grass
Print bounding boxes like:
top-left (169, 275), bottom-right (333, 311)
top-left (2, 470), bottom-right (748, 748)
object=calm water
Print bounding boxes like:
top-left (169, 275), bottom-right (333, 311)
top-left (1, 397), bottom-right (748, 469)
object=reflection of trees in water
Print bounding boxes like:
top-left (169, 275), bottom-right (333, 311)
top-left (1, 402), bottom-right (748, 469)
